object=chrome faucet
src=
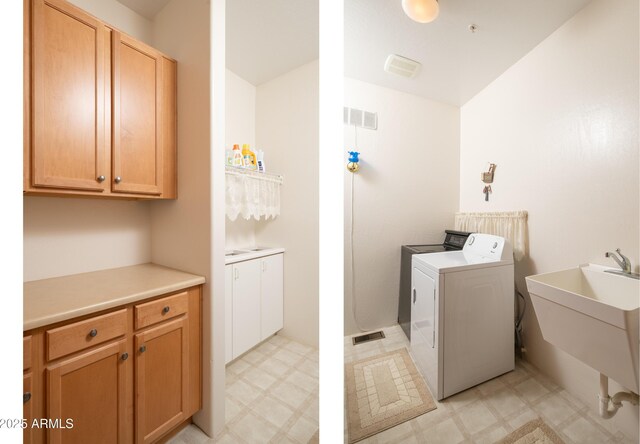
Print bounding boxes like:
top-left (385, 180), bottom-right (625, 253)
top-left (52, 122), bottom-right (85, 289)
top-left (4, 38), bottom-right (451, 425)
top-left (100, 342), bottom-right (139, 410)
top-left (604, 249), bottom-right (639, 279)
top-left (605, 249), bottom-right (631, 273)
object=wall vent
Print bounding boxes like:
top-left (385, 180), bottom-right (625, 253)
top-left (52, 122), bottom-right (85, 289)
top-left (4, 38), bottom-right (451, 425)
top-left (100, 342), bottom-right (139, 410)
top-left (384, 54), bottom-right (421, 78)
top-left (344, 106), bottom-right (378, 130)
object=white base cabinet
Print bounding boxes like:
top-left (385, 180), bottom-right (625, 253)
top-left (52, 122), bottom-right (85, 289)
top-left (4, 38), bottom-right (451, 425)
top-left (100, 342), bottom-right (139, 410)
top-left (261, 254), bottom-right (284, 340)
top-left (225, 253), bottom-right (284, 363)
top-left (224, 265), bottom-right (233, 364)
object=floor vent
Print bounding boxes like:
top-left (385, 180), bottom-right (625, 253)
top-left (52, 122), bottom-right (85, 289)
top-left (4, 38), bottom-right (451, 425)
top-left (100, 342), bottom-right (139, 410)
top-left (352, 331), bottom-right (386, 345)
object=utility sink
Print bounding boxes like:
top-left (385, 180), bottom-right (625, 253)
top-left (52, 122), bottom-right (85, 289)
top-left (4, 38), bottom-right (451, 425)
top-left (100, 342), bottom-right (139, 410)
top-left (224, 247), bottom-right (286, 265)
top-left (225, 250), bottom-right (250, 256)
top-left (526, 264), bottom-right (639, 392)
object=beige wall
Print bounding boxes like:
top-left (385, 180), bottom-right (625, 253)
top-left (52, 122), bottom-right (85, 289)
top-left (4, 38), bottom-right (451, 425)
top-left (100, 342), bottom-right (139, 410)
top-left (68, 0), bottom-right (152, 43)
top-left (343, 78), bottom-right (460, 336)
top-left (23, 198), bottom-right (151, 281)
top-left (459, 0), bottom-right (639, 438)
top-left (225, 69), bottom-right (257, 249)
top-left (24, 0), bottom-right (155, 282)
top-left (150, 0), bottom-right (221, 436)
top-left (255, 61), bottom-right (320, 347)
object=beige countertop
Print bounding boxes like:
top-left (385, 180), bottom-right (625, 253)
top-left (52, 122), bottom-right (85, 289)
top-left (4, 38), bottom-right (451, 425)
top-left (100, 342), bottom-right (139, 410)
top-left (24, 263), bottom-right (206, 331)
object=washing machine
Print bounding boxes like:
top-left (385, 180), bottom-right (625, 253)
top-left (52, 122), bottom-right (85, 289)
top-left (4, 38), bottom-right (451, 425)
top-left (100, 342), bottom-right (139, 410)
top-left (410, 233), bottom-right (514, 400)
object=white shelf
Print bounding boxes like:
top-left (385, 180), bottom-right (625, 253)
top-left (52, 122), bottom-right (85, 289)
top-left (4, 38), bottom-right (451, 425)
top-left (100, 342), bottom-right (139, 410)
top-left (225, 165), bottom-right (283, 184)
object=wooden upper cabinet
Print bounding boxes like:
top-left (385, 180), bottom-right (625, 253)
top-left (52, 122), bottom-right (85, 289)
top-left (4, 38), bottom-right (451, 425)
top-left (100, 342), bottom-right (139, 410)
top-left (25, 0), bottom-right (177, 199)
top-left (31, 0), bottom-right (108, 192)
top-left (112, 32), bottom-right (163, 195)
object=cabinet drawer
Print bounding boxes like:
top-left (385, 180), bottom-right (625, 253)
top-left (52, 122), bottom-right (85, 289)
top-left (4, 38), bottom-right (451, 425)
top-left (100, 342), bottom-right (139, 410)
top-left (46, 309), bottom-right (127, 361)
top-left (135, 291), bottom-right (188, 330)
top-left (24, 335), bottom-right (32, 370)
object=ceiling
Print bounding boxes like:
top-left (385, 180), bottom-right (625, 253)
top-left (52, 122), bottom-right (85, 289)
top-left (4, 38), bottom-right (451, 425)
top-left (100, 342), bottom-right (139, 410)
top-left (226, 0), bottom-right (319, 86)
top-left (116, 0), bottom-right (171, 19)
top-left (345, 0), bottom-right (593, 106)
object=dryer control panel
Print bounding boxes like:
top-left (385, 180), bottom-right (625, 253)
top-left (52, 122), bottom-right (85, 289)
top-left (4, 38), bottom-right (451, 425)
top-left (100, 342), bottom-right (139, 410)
top-left (463, 233), bottom-right (513, 261)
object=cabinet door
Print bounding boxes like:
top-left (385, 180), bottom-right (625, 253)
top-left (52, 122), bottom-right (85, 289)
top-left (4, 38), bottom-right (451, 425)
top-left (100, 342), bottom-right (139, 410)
top-left (47, 340), bottom-right (128, 444)
top-left (23, 373), bottom-right (33, 444)
top-left (232, 260), bottom-right (261, 359)
top-left (135, 317), bottom-right (188, 444)
top-left (31, 0), bottom-right (108, 192)
top-left (112, 31), bottom-right (163, 195)
top-left (160, 57), bottom-right (177, 199)
top-left (261, 254), bottom-right (284, 340)
top-left (225, 265), bottom-right (233, 364)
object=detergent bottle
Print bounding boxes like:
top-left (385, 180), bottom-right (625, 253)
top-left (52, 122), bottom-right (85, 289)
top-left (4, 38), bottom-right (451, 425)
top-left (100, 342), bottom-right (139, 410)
top-left (242, 144), bottom-right (257, 170)
top-left (232, 144), bottom-right (244, 167)
top-left (256, 150), bottom-right (266, 173)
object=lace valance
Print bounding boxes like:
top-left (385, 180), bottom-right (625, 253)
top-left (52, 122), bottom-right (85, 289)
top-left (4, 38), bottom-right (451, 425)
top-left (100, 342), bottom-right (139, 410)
top-left (225, 166), bottom-right (283, 221)
top-left (455, 211), bottom-right (528, 260)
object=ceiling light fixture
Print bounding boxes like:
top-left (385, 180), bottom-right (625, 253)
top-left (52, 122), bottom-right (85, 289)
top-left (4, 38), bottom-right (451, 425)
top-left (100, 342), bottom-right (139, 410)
top-left (402, 0), bottom-right (439, 23)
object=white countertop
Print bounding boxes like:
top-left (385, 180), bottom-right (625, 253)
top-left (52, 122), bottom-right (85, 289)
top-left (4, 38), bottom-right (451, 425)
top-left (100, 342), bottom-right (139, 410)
top-left (24, 263), bottom-right (205, 331)
top-left (225, 247), bottom-right (285, 265)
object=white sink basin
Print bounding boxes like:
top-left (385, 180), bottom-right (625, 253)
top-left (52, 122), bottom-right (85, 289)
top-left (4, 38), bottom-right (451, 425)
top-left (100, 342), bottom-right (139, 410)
top-left (526, 264), bottom-right (639, 393)
top-left (224, 247), bottom-right (285, 265)
top-left (225, 249), bottom-right (250, 256)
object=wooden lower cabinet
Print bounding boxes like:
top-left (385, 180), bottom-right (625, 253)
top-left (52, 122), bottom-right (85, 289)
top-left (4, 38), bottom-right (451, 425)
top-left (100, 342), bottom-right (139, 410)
top-left (24, 285), bottom-right (202, 444)
top-left (135, 318), bottom-right (188, 444)
top-left (24, 373), bottom-right (34, 444)
top-left (47, 340), bottom-right (128, 444)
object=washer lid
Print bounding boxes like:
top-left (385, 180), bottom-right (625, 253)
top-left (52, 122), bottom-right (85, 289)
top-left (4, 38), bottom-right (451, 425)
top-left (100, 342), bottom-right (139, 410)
top-left (413, 250), bottom-right (513, 274)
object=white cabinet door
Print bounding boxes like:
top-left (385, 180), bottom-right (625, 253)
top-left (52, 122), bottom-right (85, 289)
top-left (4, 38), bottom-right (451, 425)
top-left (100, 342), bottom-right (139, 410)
top-left (232, 260), bottom-right (262, 359)
top-left (260, 254), bottom-right (284, 340)
top-left (225, 265), bottom-right (233, 364)
top-left (413, 267), bottom-right (435, 348)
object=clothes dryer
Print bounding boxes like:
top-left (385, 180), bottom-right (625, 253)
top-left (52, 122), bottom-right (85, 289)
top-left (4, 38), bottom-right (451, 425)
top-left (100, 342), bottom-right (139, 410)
top-left (410, 233), bottom-right (514, 400)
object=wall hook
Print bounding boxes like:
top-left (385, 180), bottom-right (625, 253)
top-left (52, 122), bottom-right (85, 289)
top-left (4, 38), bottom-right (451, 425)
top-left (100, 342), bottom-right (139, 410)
top-left (481, 163), bottom-right (496, 183)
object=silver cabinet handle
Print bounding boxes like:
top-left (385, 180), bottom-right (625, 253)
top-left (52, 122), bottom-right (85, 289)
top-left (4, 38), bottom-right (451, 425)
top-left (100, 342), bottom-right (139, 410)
top-left (97, 175), bottom-right (106, 183)
top-left (139, 345), bottom-right (146, 353)
top-left (89, 329), bottom-right (98, 338)
top-left (23, 392), bottom-right (31, 404)
top-left (412, 289), bottom-right (416, 304)
top-left (162, 306), bottom-right (170, 314)
top-left (114, 176), bottom-right (122, 184)
top-left (121, 352), bottom-right (129, 361)
top-left (234, 268), bottom-right (239, 280)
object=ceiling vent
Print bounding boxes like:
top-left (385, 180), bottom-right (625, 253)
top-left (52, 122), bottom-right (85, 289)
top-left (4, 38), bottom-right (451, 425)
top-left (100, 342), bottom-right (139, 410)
top-left (384, 54), bottom-right (421, 78)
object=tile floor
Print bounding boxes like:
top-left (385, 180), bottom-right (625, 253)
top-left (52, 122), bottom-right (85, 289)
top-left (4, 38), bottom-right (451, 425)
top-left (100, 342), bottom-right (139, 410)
top-left (168, 334), bottom-right (319, 444)
top-left (345, 325), bottom-right (636, 444)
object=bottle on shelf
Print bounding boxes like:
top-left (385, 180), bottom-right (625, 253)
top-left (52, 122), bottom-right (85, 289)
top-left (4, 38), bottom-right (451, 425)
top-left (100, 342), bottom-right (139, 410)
top-left (242, 144), bottom-right (257, 170)
top-left (232, 144), bottom-right (244, 167)
top-left (256, 150), bottom-right (266, 173)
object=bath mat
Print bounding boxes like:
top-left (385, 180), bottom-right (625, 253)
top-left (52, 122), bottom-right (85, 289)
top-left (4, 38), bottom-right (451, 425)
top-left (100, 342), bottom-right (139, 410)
top-left (499, 418), bottom-right (565, 444)
top-left (345, 348), bottom-right (436, 443)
